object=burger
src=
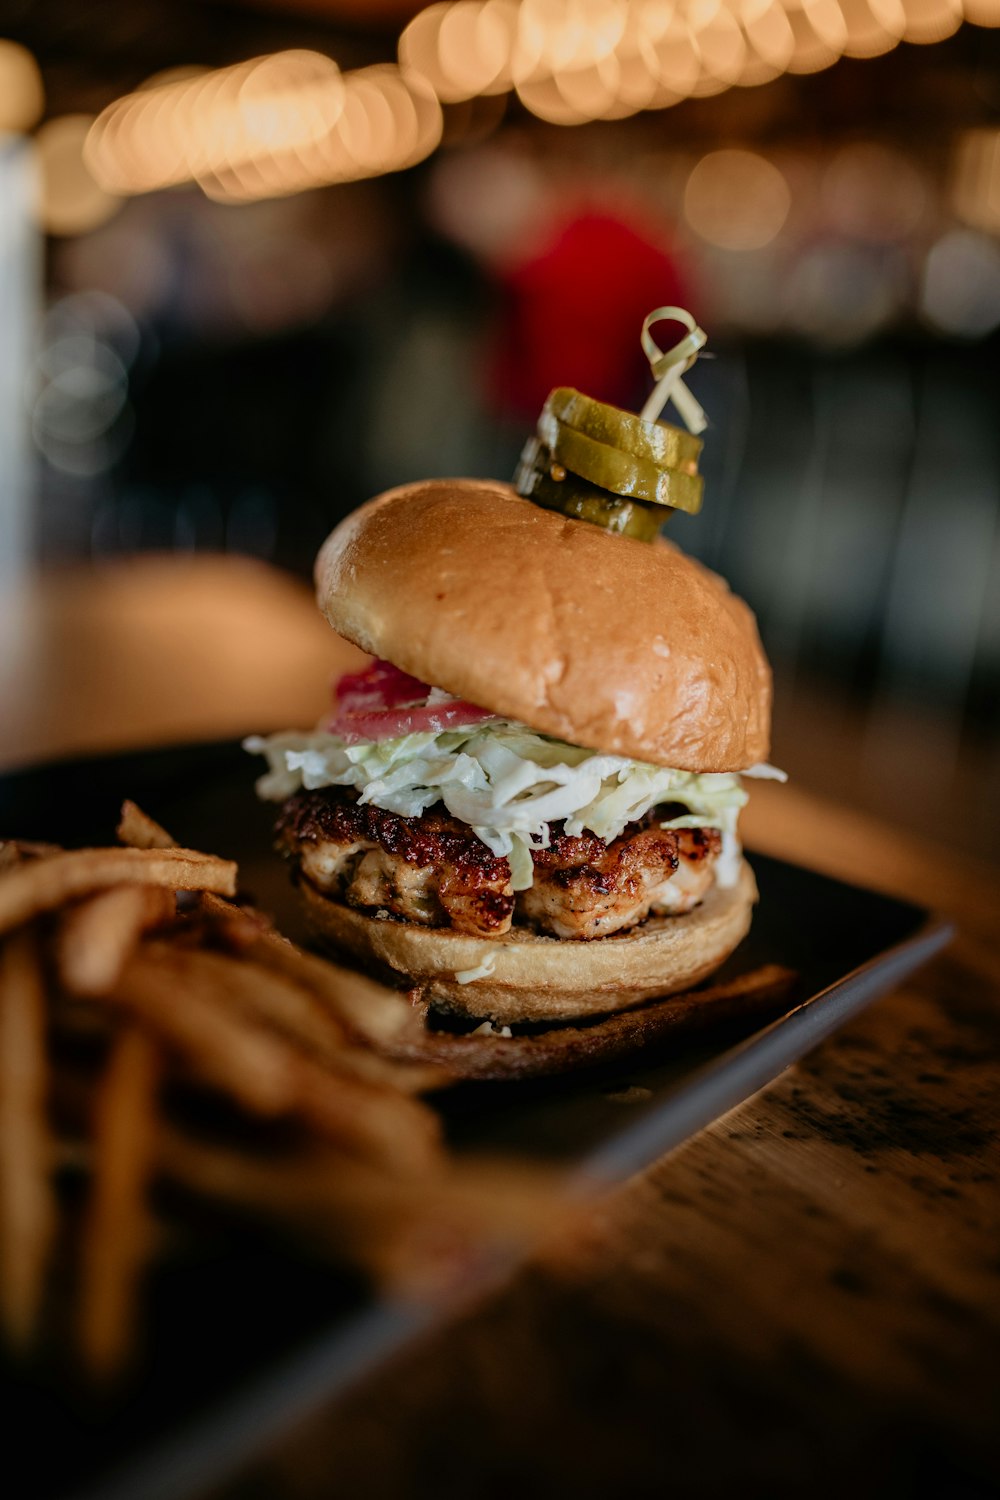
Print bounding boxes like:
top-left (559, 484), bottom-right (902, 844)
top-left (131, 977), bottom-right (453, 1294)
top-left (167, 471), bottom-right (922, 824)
top-left (247, 473), bottom-right (782, 1073)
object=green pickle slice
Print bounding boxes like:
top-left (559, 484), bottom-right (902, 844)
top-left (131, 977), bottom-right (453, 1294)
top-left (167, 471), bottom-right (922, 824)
top-left (537, 412), bottom-right (704, 514)
top-left (545, 387), bottom-right (703, 475)
top-left (515, 441), bottom-right (663, 543)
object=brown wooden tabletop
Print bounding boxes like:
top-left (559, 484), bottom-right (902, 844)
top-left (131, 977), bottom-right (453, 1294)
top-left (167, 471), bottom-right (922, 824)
top-left (2, 557), bottom-right (998, 1499)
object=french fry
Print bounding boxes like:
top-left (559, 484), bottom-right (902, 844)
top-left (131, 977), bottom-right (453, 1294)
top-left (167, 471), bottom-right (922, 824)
top-left (7, 802), bottom-right (767, 1367)
top-left (0, 931), bottom-right (57, 1349)
top-left (157, 1131), bottom-right (437, 1288)
top-left (0, 848), bottom-right (237, 937)
top-left (194, 904), bottom-right (450, 1093)
top-left (57, 886), bottom-right (176, 997)
top-left (191, 893), bottom-right (273, 956)
top-left (293, 1061), bottom-right (442, 1174)
top-left (240, 924), bottom-right (452, 1093)
top-left (116, 801), bottom-right (176, 851)
top-left (0, 840), bottom-right (62, 870)
top-left (106, 943), bottom-right (442, 1171)
top-left (78, 1028), bottom-right (160, 1379)
top-left (298, 959), bottom-right (424, 1050)
top-left (107, 946), bottom-right (305, 1117)
top-left (160, 940), bottom-right (353, 1067)
top-left (158, 1130), bottom-right (563, 1295)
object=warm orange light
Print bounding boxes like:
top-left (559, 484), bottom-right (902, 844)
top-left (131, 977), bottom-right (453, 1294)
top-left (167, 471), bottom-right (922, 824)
top-left (897, 0), bottom-right (963, 38)
top-left (741, 0), bottom-right (796, 69)
top-left (85, 51), bottom-right (345, 197)
top-left (391, 0), bottom-right (971, 125)
top-left (516, 71), bottom-right (595, 121)
top-left (399, 4), bottom-right (451, 96)
top-left (607, 36), bottom-right (660, 112)
top-left (689, 72), bottom-right (731, 95)
top-left (962, 0), bottom-right (1000, 23)
top-left (201, 66), bottom-right (442, 203)
top-left (441, 1), bottom-right (519, 95)
top-left (684, 148), bottom-right (791, 249)
top-left (733, 52), bottom-right (783, 87)
top-left (346, 65), bottom-right (443, 173)
top-left (136, 66), bottom-right (211, 92)
top-left (783, 0), bottom-right (847, 70)
top-left (436, 3), bottom-right (488, 94)
top-left (400, 1), bottom-right (517, 102)
top-left (952, 127), bottom-right (1000, 232)
top-left (520, 0), bottom-right (629, 72)
top-left (791, 0), bottom-right (851, 58)
top-left (78, 1), bottom-right (986, 179)
top-left (35, 115), bottom-right (122, 236)
top-left (557, 54), bottom-right (629, 117)
top-left (688, 0), bottom-right (747, 83)
top-left (833, 0), bottom-right (905, 57)
top-left (643, 13), bottom-right (703, 100)
top-left (0, 38), bottom-right (44, 133)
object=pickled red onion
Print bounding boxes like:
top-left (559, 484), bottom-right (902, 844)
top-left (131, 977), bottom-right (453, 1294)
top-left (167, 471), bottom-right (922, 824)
top-left (332, 660), bottom-right (427, 715)
top-left (333, 701), bottom-right (497, 742)
top-left (329, 659), bottom-right (495, 741)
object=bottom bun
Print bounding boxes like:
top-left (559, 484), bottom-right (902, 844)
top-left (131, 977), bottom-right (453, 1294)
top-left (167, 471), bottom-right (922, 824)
top-left (320, 958), bottom-right (797, 1082)
top-left (297, 860), bottom-right (758, 1026)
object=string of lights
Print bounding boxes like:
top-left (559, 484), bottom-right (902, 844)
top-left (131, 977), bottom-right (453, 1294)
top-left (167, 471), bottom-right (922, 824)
top-left (0, 0), bottom-right (998, 224)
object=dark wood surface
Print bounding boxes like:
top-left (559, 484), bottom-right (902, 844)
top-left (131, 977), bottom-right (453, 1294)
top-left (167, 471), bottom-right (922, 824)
top-left (2, 557), bottom-right (998, 1500)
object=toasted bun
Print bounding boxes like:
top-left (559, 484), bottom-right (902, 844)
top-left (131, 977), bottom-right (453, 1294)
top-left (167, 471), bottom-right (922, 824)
top-left (297, 860), bottom-right (757, 1026)
top-left (323, 957), bottom-right (797, 1082)
top-left (315, 479), bottom-right (771, 771)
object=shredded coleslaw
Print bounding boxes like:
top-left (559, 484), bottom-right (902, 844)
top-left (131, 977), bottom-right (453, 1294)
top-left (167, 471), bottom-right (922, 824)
top-left (245, 720), bottom-right (784, 893)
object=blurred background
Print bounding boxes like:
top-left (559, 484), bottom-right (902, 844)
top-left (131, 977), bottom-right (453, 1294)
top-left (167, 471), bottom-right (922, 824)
top-left (1, 0), bottom-right (998, 859)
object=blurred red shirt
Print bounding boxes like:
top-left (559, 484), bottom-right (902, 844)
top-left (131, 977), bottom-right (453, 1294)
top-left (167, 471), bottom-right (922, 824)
top-left (490, 208), bottom-right (693, 421)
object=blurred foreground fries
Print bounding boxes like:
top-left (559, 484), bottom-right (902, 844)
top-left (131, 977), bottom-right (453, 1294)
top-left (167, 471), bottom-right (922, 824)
top-left (0, 816), bottom-right (556, 1381)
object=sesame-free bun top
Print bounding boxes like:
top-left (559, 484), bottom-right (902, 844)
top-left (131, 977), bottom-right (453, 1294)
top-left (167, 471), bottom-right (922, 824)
top-left (315, 479), bottom-right (771, 771)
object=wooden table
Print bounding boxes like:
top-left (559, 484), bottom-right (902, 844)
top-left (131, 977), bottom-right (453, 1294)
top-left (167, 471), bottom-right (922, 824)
top-left (2, 557), bottom-right (998, 1499)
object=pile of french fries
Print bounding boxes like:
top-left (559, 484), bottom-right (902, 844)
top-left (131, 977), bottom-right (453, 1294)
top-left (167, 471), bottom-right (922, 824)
top-left (0, 803), bottom-right (554, 1381)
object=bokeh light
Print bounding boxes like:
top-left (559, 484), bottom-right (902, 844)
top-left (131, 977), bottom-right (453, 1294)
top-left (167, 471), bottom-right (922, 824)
top-left (0, 39), bottom-right (44, 134)
top-left (642, 13), bottom-right (703, 102)
top-left (400, 1), bottom-right (519, 101)
top-left (784, 240), bottom-right (905, 341)
top-left (391, 0), bottom-right (990, 125)
top-left (689, 0), bottom-right (747, 84)
top-left (86, 52), bottom-right (347, 197)
top-left (32, 292), bottom-right (137, 476)
top-left (684, 148), bottom-right (792, 250)
top-left (35, 116), bottom-right (122, 237)
top-left (961, 0), bottom-right (1000, 23)
top-left (952, 127), bottom-right (1000, 233)
top-left (834, 0), bottom-right (906, 57)
top-left (782, 0), bottom-right (847, 71)
top-left (823, 142), bottom-right (928, 241)
top-left (516, 71), bottom-right (595, 122)
top-left (921, 228), bottom-right (1000, 335)
top-left (741, 0), bottom-right (796, 70)
top-left (443, 0), bottom-right (520, 94)
top-left (84, 52), bottom-right (443, 206)
top-left (898, 0), bottom-right (963, 41)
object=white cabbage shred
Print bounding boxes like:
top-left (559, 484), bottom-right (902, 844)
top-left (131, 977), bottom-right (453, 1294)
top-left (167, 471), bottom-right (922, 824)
top-left (245, 721), bottom-right (783, 893)
top-left (455, 953), bottom-right (498, 985)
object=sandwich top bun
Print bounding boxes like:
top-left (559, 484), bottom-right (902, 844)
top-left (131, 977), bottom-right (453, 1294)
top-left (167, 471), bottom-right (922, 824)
top-left (316, 479), bottom-right (771, 771)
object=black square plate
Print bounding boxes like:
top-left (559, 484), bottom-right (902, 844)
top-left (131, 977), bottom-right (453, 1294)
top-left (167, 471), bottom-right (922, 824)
top-left (0, 741), bottom-right (952, 1500)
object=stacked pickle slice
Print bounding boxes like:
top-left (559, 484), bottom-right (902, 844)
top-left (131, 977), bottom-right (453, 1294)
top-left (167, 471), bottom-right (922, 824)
top-left (514, 386), bottom-right (704, 544)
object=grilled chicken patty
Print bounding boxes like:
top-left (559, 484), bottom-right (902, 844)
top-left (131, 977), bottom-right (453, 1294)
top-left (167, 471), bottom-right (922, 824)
top-left (522, 822), bottom-right (721, 939)
top-left (278, 788), bottom-right (722, 942)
